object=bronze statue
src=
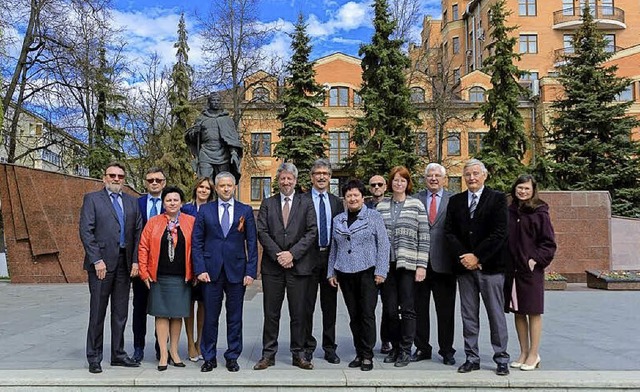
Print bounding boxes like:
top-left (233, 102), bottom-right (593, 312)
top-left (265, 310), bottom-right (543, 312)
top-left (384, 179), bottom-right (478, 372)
top-left (185, 92), bottom-right (243, 181)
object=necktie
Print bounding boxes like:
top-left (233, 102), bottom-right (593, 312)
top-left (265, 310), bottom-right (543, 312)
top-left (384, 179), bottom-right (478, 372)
top-left (150, 197), bottom-right (159, 218)
top-left (221, 202), bottom-right (230, 236)
top-left (282, 197), bottom-right (291, 228)
top-left (429, 193), bottom-right (437, 225)
top-left (469, 193), bottom-right (478, 219)
top-left (319, 193), bottom-right (328, 247)
top-left (111, 193), bottom-right (125, 247)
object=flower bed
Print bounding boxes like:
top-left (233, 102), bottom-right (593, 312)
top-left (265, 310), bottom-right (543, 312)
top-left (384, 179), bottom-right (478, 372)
top-left (544, 272), bottom-right (567, 290)
top-left (586, 270), bottom-right (640, 290)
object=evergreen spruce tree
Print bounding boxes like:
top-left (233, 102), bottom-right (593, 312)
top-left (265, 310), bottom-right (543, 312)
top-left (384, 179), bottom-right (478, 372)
top-left (475, 0), bottom-right (527, 191)
top-left (273, 14), bottom-right (327, 191)
top-left (548, 5), bottom-right (640, 216)
top-left (161, 13), bottom-right (196, 193)
top-left (348, 0), bottom-right (421, 180)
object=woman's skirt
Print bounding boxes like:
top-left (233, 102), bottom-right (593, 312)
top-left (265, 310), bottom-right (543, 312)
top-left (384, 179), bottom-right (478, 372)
top-left (148, 274), bottom-right (191, 318)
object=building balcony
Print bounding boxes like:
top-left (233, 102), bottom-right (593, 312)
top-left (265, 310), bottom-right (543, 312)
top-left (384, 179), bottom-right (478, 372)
top-left (553, 6), bottom-right (626, 30)
top-left (553, 46), bottom-right (624, 65)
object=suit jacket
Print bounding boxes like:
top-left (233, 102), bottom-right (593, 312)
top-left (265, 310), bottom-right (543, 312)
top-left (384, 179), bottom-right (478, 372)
top-left (192, 200), bottom-right (258, 284)
top-left (416, 189), bottom-right (454, 274)
top-left (444, 187), bottom-right (508, 275)
top-left (138, 194), bottom-right (165, 226)
top-left (80, 188), bottom-right (143, 272)
top-left (257, 193), bottom-right (318, 276)
top-left (301, 191), bottom-right (344, 270)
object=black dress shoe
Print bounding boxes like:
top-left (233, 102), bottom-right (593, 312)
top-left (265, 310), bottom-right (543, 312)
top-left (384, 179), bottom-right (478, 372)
top-left (111, 356), bottom-right (141, 367)
top-left (132, 347), bottom-right (144, 363)
top-left (226, 359), bottom-right (240, 372)
top-left (253, 357), bottom-right (275, 370)
top-left (458, 361), bottom-right (480, 373)
top-left (394, 352), bottom-right (411, 367)
top-left (292, 355), bottom-right (314, 370)
top-left (360, 358), bottom-right (373, 371)
top-left (324, 352), bottom-right (341, 364)
top-left (201, 359), bottom-right (217, 372)
top-left (383, 350), bottom-right (398, 363)
top-left (496, 363), bottom-right (510, 376)
top-left (303, 351), bottom-right (313, 362)
top-left (443, 354), bottom-right (456, 366)
top-left (380, 341), bottom-right (392, 354)
top-left (410, 349), bottom-right (432, 362)
top-left (348, 357), bottom-right (362, 368)
top-left (88, 363), bottom-right (102, 374)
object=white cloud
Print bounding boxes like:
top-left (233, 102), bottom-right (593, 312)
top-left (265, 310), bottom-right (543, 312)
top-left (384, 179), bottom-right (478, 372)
top-left (331, 37), bottom-right (363, 45)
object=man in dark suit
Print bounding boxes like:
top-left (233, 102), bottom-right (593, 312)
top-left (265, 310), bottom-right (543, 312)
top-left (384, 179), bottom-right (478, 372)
top-left (254, 162), bottom-right (318, 370)
top-left (79, 162), bottom-right (143, 374)
top-left (414, 163), bottom-right (456, 365)
top-left (131, 167), bottom-right (166, 362)
top-left (444, 159), bottom-right (510, 376)
top-left (302, 159), bottom-right (344, 364)
top-left (192, 172), bottom-right (258, 373)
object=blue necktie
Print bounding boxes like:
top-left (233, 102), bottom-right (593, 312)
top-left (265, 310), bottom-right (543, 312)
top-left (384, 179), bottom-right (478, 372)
top-left (319, 193), bottom-right (328, 247)
top-left (150, 197), bottom-right (159, 218)
top-left (221, 202), bottom-right (230, 237)
top-left (111, 193), bottom-right (126, 247)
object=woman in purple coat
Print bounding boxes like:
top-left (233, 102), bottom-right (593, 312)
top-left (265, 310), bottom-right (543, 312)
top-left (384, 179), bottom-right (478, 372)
top-left (506, 175), bottom-right (556, 372)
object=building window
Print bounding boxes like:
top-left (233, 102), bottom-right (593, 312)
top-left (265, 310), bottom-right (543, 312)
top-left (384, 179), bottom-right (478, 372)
top-left (579, 0), bottom-right (596, 16)
top-left (468, 132), bottom-right (485, 155)
top-left (519, 35), bottom-right (538, 54)
top-left (251, 133), bottom-right (271, 157)
top-left (452, 4), bottom-right (459, 20)
top-left (453, 68), bottom-right (461, 85)
top-left (353, 91), bottom-right (362, 106)
top-left (521, 72), bottom-right (539, 81)
top-left (601, 0), bottom-right (614, 15)
top-left (410, 87), bottom-right (425, 103)
top-left (448, 176), bottom-right (461, 193)
top-left (562, 0), bottom-right (574, 15)
top-left (329, 131), bottom-right (350, 165)
top-left (251, 177), bottom-right (271, 201)
top-left (447, 133), bottom-right (461, 156)
top-left (518, 0), bottom-right (536, 16)
top-left (616, 83), bottom-right (634, 102)
top-left (252, 87), bottom-right (270, 102)
top-left (469, 87), bottom-right (486, 102)
top-left (416, 132), bottom-right (428, 156)
top-left (604, 34), bottom-right (615, 53)
top-left (442, 10), bottom-right (448, 24)
top-left (452, 37), bottom-right (460, 54)
top-left (329, 87), bottom-right (348, 107)
top-left (41, 148), bottom-right (62, 166)
top-left (563, 34), bottom-right (575, 54)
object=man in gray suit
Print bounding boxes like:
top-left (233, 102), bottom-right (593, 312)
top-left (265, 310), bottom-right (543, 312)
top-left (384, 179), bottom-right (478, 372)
top-left (413, 163), bottom-right (456, 365)
top-left (79, 162), bottom-right (143, 373)
top-left (254, 162), bottom-right (318, 370)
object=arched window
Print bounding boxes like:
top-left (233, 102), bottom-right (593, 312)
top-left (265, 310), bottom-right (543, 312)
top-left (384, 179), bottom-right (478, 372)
top-left (253, 87), bottom-right (270, 102)
top-left (329, 87), bottom-right (349, 106)
top-left (469, 87), bottom-right (486, 102)
top-left (410, 87), bottom-right (425, 103)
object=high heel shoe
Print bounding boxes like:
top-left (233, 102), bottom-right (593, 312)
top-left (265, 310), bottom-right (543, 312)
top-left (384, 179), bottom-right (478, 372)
top-left (169, 354), bottom-right (186, 367)
top-left (520, 355), bottom-right (541, 371)
top-left (157, 364), bottom-right (168, 371)
top-left (509, 361), bottom-right (523, 368)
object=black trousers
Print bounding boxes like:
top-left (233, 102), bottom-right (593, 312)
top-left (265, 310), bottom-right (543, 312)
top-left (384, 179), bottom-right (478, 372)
top-left (337, 267), bottom-right (378, 360)
top-left (86, 253), bottom-right (130, 364)
top-left (261, 271), bottom-right (311, 359)
top-left (381, 264), bottom-right (416, 355)
top-left (304, 251), bottom-right (338, 355)
top-left (414, 265), bottom-right (457, 357)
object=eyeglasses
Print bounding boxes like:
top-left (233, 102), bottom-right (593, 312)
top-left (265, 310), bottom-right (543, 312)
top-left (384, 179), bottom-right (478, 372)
top-left (146, 178), bottom-right (165, 184)
top-left (312, 171), bottom-right (330, 177)
top-left (106, 173), bottom-right (125, 179)
top-left (369, 182), bottom-right (385, 188)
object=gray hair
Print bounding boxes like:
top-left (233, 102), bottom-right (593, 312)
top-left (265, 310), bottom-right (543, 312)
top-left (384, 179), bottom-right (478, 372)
top-left (311, 158), bottom-right (332, 176)
top-left (214, 171), bottom-right (236, 185)
top-left (425, 163), bottom-right (446, 177)
top-left (464, 159), bottom-right (488, 174)
top-left (276, 162), bottom-right (298, 179)
top-left (145, 166), bottom-right (165, 177)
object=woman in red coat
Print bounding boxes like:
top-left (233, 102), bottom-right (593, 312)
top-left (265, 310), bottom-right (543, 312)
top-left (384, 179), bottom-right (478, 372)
top-left (507, 175), bottom-right (556, 371)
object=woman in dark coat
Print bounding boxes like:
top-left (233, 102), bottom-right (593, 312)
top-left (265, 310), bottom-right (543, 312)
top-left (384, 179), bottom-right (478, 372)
top-left (507, 175), bottom-right (556, 371)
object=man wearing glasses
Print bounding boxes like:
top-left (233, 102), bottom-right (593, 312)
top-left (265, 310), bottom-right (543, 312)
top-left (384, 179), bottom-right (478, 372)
top-left (132, 167), bottom-right (166, 363)
top-left (80, 162), bottom-right (143, 373)
top-left (365, 175), bottom-right (391, 355)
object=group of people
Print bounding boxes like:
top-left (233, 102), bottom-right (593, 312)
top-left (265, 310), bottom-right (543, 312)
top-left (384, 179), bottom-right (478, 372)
top-left (79, 157), bottom-right (556, 376)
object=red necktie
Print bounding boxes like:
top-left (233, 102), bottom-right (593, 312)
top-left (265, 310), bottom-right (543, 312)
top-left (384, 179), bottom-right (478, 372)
top-left (429, 193), bottom-right (437, 224)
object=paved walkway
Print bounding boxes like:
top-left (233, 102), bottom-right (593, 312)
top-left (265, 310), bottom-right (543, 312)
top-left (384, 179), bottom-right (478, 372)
top-left (0, 281), bottom-right (639, 389)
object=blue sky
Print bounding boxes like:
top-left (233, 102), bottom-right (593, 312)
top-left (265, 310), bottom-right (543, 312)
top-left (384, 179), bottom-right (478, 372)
top-left (108, 0), bottom-right (442, 69)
